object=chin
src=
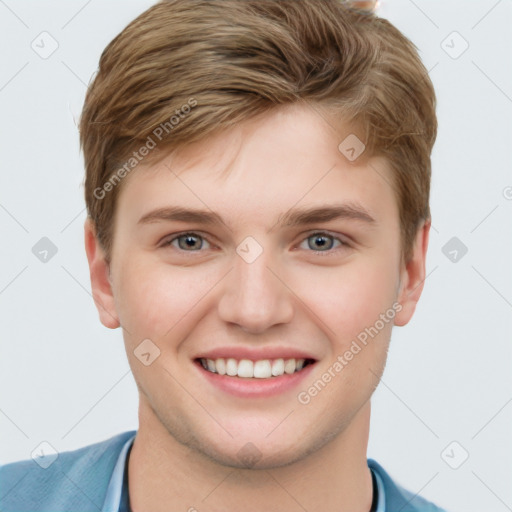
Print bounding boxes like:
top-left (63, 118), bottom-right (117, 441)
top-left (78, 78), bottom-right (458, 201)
top-left (200, 439), bottom-right (313, 471)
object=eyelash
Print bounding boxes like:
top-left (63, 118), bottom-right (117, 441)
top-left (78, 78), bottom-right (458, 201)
top-left (160, 231), bottom-right (349, 257)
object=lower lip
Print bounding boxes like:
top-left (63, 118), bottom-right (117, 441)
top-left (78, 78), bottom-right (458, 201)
top-left (195, 360), bottom-right (316, 398)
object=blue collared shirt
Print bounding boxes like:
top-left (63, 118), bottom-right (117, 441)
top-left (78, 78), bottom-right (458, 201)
top-left (103, 433), bottom-right (386, 512)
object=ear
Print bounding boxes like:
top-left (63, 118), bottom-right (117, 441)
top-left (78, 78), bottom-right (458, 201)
top-left (84, 218), bottom-right (120, 329)
top-left (394, 219), bottom-right (430, 327)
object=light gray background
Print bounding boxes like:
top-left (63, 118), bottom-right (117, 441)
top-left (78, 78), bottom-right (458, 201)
top-left (1, 1), bottom-right (511, 511)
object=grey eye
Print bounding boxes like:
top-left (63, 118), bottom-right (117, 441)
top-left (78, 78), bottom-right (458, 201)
top-left (305, 233), bottom-right (338, 251)
top-left (176, 233), bottom-right (204, 251)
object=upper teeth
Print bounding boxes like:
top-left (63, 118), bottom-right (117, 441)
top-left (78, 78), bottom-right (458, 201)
top-left (199, 358), bottom-right (307, 378)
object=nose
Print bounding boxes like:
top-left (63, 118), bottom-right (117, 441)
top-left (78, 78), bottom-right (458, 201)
top-left (217, 247), bottom-right (294, 334)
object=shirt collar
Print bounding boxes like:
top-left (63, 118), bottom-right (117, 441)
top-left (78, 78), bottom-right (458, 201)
top-left (372, 466), bottom-right (386, 512)
top-left (101, 433), bottom-right (386, 512)
top-left (102, 432), bottom-right (136, 512)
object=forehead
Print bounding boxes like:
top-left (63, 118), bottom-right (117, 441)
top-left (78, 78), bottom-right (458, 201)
top-left (115, 104), bottom-right (398, 230)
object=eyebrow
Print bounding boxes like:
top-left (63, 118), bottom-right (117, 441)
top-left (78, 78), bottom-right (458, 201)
top-left (137, 203), bottom-right (377, 231)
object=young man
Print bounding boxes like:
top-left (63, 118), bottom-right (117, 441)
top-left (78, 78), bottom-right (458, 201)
top-left (0, 0), bottom-right (448, 510)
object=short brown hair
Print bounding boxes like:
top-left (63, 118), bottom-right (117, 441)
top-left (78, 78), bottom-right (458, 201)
top-left (80, 0), bottom-right (437, 265)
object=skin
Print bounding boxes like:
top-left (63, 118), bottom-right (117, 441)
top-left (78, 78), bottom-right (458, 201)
top-left (85, 102), bottom-right (430, 512)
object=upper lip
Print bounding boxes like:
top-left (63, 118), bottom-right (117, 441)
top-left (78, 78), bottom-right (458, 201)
top-left (194, 347), bottom-right (318, 362)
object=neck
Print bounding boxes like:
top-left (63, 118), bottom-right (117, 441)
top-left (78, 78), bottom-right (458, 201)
top-left (128, 399), bottom-right (373, 512)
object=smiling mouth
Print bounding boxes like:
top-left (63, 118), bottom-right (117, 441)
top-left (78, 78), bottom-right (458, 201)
top-left (195, 357), bottom-right (316, 379)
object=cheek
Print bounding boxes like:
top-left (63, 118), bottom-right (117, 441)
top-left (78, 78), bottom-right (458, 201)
top-left (284, 252), bottom-right (398, 364)
top-left (114, 259), bottom-right (214, 342)
top-left (292, 254), bottom-right (399, 344)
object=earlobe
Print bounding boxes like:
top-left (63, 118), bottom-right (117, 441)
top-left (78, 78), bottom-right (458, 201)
top-left (84, 218), bottom-right (120, 329)
top-left (394, 219), bottom-right (431, 327)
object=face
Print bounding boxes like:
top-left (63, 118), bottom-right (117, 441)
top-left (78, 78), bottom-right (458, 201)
top-left (86, 103), bottom-right (428, 469)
